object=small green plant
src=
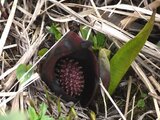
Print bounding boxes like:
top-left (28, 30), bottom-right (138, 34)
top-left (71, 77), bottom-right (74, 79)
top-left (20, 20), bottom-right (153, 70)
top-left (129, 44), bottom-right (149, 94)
top-left (137, 99), bottom-right (145, 109)
top-left (38, 23), bottom-right (61, 58)
top-left (55, 98), bottom-right (78, 120)
top-left (48, 23), bottom-right (62, 41)
top-left (92, 32), bottom-right (106, 50)
top-left (28, 103), bottom-right (54, 120)
top-left (136, 92), bottom-right (147, 109)
top-left (66, 107), bottom-right (78, 120)
top-left (80, 26), bottom-right (106, 50)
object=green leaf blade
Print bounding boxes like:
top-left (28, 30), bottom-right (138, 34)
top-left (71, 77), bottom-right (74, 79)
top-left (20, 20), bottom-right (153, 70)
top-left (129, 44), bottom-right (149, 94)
top-left (137, 99), bottom-right (145, 108)
top-left (96, 32), bottom-right (106, 48)
top-left (28, 106), bottom-right (39, 120)
top-left (16, 64), bottom-right (33, 84)
top-left (38, 48), bottom-right (48, 57)
top-left (40, 103), bottom-right (48, 117)
top-left (108, 11), bottom-right (156, 94)
top-left (16, 64), bottom-right (27, 81)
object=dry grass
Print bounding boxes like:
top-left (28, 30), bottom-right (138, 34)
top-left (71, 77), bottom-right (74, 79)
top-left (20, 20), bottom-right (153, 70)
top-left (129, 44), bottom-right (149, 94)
top-left (0, 0), bottom-right (160, 119)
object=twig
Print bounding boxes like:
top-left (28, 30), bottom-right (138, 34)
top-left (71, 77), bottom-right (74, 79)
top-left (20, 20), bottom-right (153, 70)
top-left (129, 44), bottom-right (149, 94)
top-left (124, 76), bottom-right (132, 118)
top-left (132, 61), bottom-right (160, 119)
top-left (138, 110), bottom-right (155, 120)
top-left (100, 78), bottom-right (107, 118)
top-left (120, 0), bottom-right (160, 28)
top-left (0, 31), bottom-right (69, 107)
top-left (3, 33), bottom-right (46, 90)
top-left (90, 0), bottom-right (101, 18)
top-left (49, 0), bottom-right (91, 25)
top-left (148, 92), bottom-right (160, 101)
top-left (3, 44), bottom-right (17, 50)
top-left (0, 73), bottom-right (39, 107)
top-left (0, 0), bottom-right (18, 56)
top-left (99, 78), bottom-right (126, 120)
top-left (149, 76), bottom-right (160, 93)
top-left (130, 95), bottom-right (136, 120)
top-left (23, 0), bottom-right (45, 32)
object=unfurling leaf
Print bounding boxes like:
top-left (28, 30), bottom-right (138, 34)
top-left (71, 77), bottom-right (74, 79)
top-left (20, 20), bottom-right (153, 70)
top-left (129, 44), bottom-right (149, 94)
top-left (99, 48), bottom-right (110, 88)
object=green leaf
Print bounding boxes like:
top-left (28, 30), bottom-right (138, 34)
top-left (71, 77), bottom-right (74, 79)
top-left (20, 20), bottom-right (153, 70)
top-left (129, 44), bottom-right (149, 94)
top-left (92, 32), bottom-right (106, 50)
top-left (80, 26), bottom-right (93, 40)
top-left (57, 98), bottom-right (62, 114)
top-left (38, 48), bottom-right (48, 57)
top-left (99, 48), bottom-right (110, 79)
top-left (39, 103), bottom-right (48, 117)
top-left (93, 36), bottom-right (98, 49)
top-left (39, 103), bottom-right (54, 120)
top-left (28, 106), bottom-right (39, 120)
top-left (16, 64), bottom-right (33, 83)
top-left (108, 11), bottom-right (156, 94)
top-left (137, 99), bottom-right (145, 108)
top-left (66, 107), bottom-right (77, 120)
top-left (90, 111), bottom-right (96, 120)
top-left (95, 32), bottom-right (106, 48)
top-left (49, 24), bottom-right (62, 41)
top-left (41, 115), bottom-right (54, 120)
top-left (28, 103), bottom-right (54, 120)
top-left (16, 64), bottom-right (26, 81)
top-left (80, 26), bottom-right (106, 50)
top-left (80, 26), bottom-right (89, 39)
top-left (58, 116), bottom-right (66, 120)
